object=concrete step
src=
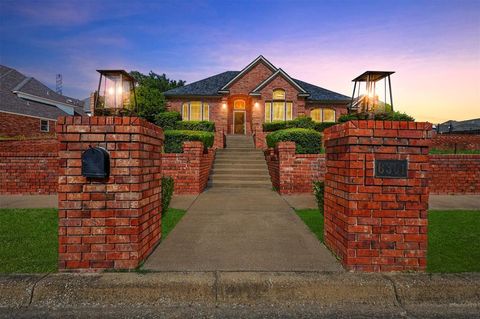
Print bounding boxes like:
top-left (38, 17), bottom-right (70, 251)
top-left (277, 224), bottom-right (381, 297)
top-left (209, 175), bottom-right (271, 182)
top-left (214, 163), bottom-right (267, 170)
top-left (214, 160), bottom-right (267, 166)
top-left (207, 180), bottom-right (272, 189)
top-left (212, 168), bottom-right (268, 175)
top-left (215, 154), bottom-right (265, 160)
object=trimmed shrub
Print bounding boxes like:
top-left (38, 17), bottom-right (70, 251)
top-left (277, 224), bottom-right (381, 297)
top-left (338, 111), bottom-right (414, 123)
top-left (164, 130), bottom-right (214, 153)
top-left (313, 181), bottom-right (325, 211)
top-left (313, 122), bottom-right (337, 132)
top-left (175, 121), bottom-right (215, 132)
top-left (263, 121), bottom-right (289, 132)
top-left (266, 128), bottom-right (322, 154)
top-left (155, 112), bottom-right (182, 130)
top-left (161, 176), bottom-right (174, 212)
top-left (263, 116), bottom-right (334, 132)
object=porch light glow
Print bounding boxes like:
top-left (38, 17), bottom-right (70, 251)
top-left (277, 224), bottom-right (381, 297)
top-left (222, 102), bottom-right (227, 109)
top-left (254, 102), bottom-right (259, 108)
top-left (95, 70), bottom-right (137, 116)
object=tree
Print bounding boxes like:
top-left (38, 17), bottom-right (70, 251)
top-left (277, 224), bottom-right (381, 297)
top-left (129, 71), bottom-right (185, 122)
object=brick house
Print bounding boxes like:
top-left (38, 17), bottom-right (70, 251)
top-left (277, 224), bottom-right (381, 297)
top-left (0, 65), bottom-right (85, 137)
top-left (164, 56), bottom-right (350, 147)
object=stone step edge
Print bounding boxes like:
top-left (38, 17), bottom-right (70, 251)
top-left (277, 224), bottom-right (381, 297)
top-left (2, 272), bottom-right (478, 308)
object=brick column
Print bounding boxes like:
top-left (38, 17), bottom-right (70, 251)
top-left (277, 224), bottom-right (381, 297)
top-left (276, 141), bottom-right (296, 193)
top-left (323, 120), bottom-right (431, 272)
top-left (57, 116), bottom-right (163, 271)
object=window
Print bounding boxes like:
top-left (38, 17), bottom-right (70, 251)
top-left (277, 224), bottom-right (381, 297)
top-left (234, 100), bottom-right (245, 110)
top-left (182, 101), bottom-right (209, 121)
top-left (265, 89), bottom-right (292, 122)
top-left (310, 108), bottom-right (336, 123)
top-left (40, 120), bottom-right (49, 132)
top-left (272, 89), bottom-right (285, 100)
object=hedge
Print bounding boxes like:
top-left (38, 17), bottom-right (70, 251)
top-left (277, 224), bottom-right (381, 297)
top-left (175, 121), bottom-right (215, 132)
top-left (161, 176), bottom-right (174, 212)
top-left (266, 128), bottom-right (322, 154)
top-left (164, 130), bottom-right (214, 153)
top-left (263, 116), bottom-right (336, 132)
top-left (155, 112), bottom-right (182, 130)
top-left (338, 111), bottom-right (414, 122)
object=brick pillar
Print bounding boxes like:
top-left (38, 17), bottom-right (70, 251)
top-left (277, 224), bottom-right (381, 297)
top-left (57, 116), bottom-right (164, 271)
top-left (183, 141), bottom-right (203, 193)
top-left (214, 98), bottom-right (228, 149)
top-left (276, 141), bottom-right (296, 194)
top-left (323, 120), bottom-right (432, 272)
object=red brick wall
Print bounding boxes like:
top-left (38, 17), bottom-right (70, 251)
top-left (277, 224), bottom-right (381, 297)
top-left (57, 116), bottom-right (163, 271)
top-left (162, 141), bottom-right (215, 194)
top-left (0, 112), bottom-right (56, 137)
top-left (229, 62), bottom-right (274, 95)
top-left (431, 133), bottom-right (480, 151)
top-left (0, 138), bottom-right (58, 195)
top-left (264, 142), bottom-right (325, 194)
top-left (323, 120), bottom-right (431, 272)
top-left (430, 155), bottom-right (480, 194)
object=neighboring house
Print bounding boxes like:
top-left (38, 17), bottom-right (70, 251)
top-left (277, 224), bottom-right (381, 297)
top-left (435, 118), bottom-right (480, 134)
top-left (164, 55), bottom-right (350, 137)
top-left (0, 64), bottom-right (86, 137)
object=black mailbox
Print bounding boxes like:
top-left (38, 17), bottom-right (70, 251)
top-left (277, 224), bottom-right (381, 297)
top-left (81, 147), bottom-right (110, 178)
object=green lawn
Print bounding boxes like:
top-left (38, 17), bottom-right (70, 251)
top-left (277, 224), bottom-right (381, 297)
top-left (429, 148), bottom-right (480, 154)
top-left (0, 208), bottom-right (58, 273)
top-left (162, 208), bottom-right (186, 239)
top-left (427, 210), bottom-right (480, 273)
top-left (0, 207), bottom-right (186, 273)
top-left (296, 209), bottom-right (324, 242)
top-left (295, 208), bottom-right (480, 273)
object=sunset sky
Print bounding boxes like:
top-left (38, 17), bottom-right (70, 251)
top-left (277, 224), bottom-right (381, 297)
top-left (1, 0), bottom-right (479, 123)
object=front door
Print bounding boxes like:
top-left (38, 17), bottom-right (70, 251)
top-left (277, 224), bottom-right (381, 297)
top-left (233, 111), bottom-right (245, 134)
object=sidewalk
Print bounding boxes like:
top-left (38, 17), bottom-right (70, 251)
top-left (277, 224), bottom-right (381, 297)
top-left (1, 272), bottom-right (479, 318)
top-left (2, 194), bottom-right (479, 210)
top-left (282, 194), bottom-right (480, 210)
top-left (143, 188), bottom-right (342, 271)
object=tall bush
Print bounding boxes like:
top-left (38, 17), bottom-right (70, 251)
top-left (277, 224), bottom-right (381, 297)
top-left (155, 112), bottom-right (182, 130)
top-left (164, 130), bottom-right (214, 153)
top-left (266, 128), bottom-right (322, 154)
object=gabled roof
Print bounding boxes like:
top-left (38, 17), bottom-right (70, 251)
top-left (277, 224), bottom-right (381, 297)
top-left (164, 71), bottom-right (239, 97)
top-left (0, 64), bottom-right (85, 120)
top-left (250, 68), bottom-right (308, 96)
top-left (218, 55), bottom-right (276, 92)
top-left (163, 56), bottom-right (351, 102)
top-left (294, 79), bottom-right (350, 102)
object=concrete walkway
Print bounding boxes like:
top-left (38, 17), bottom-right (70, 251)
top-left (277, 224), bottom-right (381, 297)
top-left (3, 193), bottom-right (478, 210)
top-left (143, 188), bottom-right (342, 271)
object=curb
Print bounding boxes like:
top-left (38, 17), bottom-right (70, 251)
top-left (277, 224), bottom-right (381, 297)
top-left (1, 272), bottom-right (479, 309)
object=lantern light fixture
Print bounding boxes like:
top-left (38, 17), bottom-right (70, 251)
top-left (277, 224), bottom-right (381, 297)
top-left (95, 70), bottom-right (137, 116)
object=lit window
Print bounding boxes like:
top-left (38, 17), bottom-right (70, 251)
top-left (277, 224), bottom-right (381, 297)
top-left (265, 89), bottom-right (293, 122)
top-left (182, 101), bottom-right (209, 121)
top-left (273, 89), bottom-right (285, 100)
top-left (310, 108), bottom-right (336, 123)
top-left (323, 109), bottom-right (335, 122)
top-left (40, 120), bottom-right (49, 132)
top-left (311, 109), bottom-right (322, 122)
top-left (234, 100), bottom-right (245, 109)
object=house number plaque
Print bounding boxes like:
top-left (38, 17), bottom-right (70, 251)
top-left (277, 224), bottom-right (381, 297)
top-left (374, 159), bottom-right (408, 178)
